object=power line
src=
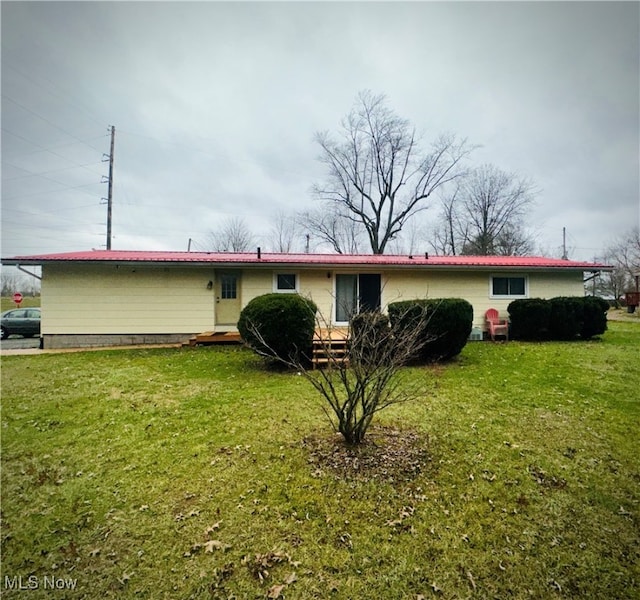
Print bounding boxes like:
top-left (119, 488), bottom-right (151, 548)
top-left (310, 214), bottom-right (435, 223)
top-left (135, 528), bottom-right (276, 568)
top-left (2, 93), bottom-right (107, 152)
top-left (2, 59), bottom-right (107, 129)
top-left (2, 180), bottom-right (103, 203)
top-left (2, 159), bottom-right (104, 182)
top-left (2, 127), bottom-right (105, 179)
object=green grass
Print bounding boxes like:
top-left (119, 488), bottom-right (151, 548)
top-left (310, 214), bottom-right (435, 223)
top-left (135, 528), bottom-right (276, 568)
top-left (1, 322), bottom-right (638, 599)
top-left (1, 296), bottom-right (41, 311)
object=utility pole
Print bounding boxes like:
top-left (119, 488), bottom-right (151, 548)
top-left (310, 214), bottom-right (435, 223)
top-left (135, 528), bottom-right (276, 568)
top-left (561, 227), bottom-right (568, 260)
top-left (104, 126), bottom-right (115, 250)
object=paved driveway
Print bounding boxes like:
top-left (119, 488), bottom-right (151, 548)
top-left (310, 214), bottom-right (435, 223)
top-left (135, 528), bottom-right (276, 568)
top-left (1, 336), bottom-right (41, 351)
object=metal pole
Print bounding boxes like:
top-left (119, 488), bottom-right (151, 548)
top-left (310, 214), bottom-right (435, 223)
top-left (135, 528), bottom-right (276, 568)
top-left (107, 126), bottom-right (115, 250)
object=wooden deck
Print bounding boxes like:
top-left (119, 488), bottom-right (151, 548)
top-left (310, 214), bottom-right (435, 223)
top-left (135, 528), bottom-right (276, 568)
top-left (187, 328), bottom-right (351, 369)
top-left (186, 331), bottom-right (243, 347)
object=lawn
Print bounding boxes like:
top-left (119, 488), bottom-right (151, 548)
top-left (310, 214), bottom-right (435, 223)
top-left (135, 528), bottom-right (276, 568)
top-left (1, 296), bottom-right (41, 312)
top-left (1, 322), bottom-right (638, 599)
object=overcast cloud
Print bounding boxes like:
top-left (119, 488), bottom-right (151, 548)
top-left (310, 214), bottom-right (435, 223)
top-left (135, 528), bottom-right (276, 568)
top-left (2, 1), bottom-right (638, 262)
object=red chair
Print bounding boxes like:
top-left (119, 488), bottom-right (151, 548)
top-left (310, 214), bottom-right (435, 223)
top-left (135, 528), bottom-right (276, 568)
top-left (485, 308), bottom-right (509, 341)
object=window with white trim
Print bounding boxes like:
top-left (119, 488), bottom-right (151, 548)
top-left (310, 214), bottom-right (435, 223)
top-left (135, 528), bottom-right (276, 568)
top-left (490, 275), bottom-right (527, 298)
top-left (274, 273), bottom-right (298, 293)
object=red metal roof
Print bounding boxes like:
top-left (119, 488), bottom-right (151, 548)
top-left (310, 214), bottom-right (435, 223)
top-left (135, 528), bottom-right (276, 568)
top-left (1, 250), bottom-right (611, 270)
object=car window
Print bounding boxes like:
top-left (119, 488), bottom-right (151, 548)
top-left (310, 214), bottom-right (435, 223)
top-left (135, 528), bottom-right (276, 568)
top-left (27, 310), bottom-right (41, 318)
top-left (7, 310), bottom-right (28, 318)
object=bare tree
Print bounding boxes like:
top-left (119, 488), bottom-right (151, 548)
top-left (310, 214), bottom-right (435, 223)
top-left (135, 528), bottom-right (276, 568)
top-left (429, 186), bottom-right (468, 255)
top-left (310, 90), bottom-right (471, 254)
top-left (386, 216), bottom-right (426, 255)
top-left (268, 211), bottom-right (301, 253)
top-left (1, 269), bottom-right (40, 297)
top-left (615, 227), bottom-right (640, 284)
top-left (491, 222), bottom-right (535, 256)
top-left (596, 248), bottom-right (629, 304)
top-left (245, 308), bottom-right (431, 445)
top-left (298, 206), bottom-right (364, 254)
top-left (434, 164), bottom-right (536, 256)
top-left (1, 270), bottom-right (22, 297)
top-left (598, 227), bottom-right (640, 301)
top-left (207, 217), bottom-right (256, 252)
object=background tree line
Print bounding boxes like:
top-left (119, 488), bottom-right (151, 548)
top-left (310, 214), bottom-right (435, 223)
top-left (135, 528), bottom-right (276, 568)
top-left (205, 91), bottom-right (537, 258)
top-left (194, 91), bottom-right (639, 301)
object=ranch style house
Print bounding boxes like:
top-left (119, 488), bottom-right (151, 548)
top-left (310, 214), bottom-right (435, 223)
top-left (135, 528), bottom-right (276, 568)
top-left (1, 250), bottom-right (611, 349)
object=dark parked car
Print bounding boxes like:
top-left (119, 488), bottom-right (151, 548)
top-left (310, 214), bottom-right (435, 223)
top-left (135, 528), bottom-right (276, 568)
top-left (1, 307), bottom-right (41, 339)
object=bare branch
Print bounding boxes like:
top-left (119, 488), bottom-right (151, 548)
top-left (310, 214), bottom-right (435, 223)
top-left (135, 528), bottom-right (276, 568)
top-left (311, 91), bottom-right (471, 254)
top-left (244, 304), bottom-right (434, 445)
top-left (207, 217), bottom-right (256, 252)
top-left (433, 163), bottom-right (537, 256)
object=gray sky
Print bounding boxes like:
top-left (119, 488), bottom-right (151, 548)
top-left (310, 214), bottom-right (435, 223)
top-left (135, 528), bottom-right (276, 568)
top-left (2, 1), bottom-right (638, 262)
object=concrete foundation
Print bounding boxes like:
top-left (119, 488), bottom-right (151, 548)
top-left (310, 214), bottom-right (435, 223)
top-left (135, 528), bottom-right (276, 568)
top-left (42, 333), bottom-right (192, 350)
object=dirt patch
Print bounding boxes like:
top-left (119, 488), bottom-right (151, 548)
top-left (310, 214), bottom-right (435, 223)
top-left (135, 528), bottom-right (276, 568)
top-left (302, 425), bottom-right (431, 483)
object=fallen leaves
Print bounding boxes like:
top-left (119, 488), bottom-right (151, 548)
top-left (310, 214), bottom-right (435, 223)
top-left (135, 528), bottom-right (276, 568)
top-left (185, 521), bottom-right (232, 557)
top-left (267, 583), bottom-right (285, 598)
top-left (303, 426), bottom-right (431, 483)
top-left (528, 465), bottom-right (567, 490)
top-left (242, 550), bottom-right (295, 582)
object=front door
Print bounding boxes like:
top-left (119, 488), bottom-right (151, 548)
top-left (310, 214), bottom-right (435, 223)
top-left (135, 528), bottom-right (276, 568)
top-left (215, 271), bottom-right (242, 326)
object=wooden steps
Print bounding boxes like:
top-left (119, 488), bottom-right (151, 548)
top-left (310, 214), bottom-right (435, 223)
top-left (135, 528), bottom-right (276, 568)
top-left (312, 328), bottom-right (349, 369)
top-left (186, 331), bottom-right (242, 347)
top-left (187, 329), bottom-right (351, 369)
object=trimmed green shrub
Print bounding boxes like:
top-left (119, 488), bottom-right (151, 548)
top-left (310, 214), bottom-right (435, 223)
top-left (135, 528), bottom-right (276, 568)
top-left (580, 296), bottom-right (609, 339)
top-left (508, 296), bottom-right (608, 341)
top-left (549, 296), bottom-right (584, 340)
top-left (238, 293), bottom-right (317, 363)
top-left (388, 298), bottom-right (473, 362)
top-left (508, 298), bottom-right (551, 340)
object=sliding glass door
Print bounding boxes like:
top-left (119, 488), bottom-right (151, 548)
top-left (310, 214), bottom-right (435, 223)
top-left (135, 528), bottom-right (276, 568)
top-left (336, 274), bottom-right (358, 322)
top-left (335, 273), bottom-right (381, 323)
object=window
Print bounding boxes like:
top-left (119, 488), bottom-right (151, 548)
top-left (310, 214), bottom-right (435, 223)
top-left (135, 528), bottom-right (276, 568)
top-left (491, 275), bottom-right (527, 298)
top-left (220, 274), bottom-right (237, 299)
top-left (274, 273), bottom-right (298, 292)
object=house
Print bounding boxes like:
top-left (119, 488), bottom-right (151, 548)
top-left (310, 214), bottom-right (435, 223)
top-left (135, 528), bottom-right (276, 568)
top-left (1, 250), bottom-right (611, 349)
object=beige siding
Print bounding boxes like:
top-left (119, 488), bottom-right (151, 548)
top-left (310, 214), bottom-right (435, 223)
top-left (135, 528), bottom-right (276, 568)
top-left (42, 263), bottom-right (586, 336)
top-left (42, 264), bottom-right (216, 334)
top-left (384, 269), bottom-right (585, 329)
top-left (299, 270), bottom-right (336, 324)
top-left (240, 269), bottom-right (274, 306)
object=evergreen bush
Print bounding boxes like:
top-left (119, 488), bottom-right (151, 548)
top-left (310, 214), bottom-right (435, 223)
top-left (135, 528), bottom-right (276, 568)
top-left (580, 296), bottom-right (609, 339)
top-left (238, 293), bottom-right (317, 363)
top-left (388, 298), bottom-right (473, 362)
top-left (508, 296), bottom-right (608, 341)
top-left (508, 298), bottom-right (551, 340)
top-left (549, 296), bottom-right (585, 340)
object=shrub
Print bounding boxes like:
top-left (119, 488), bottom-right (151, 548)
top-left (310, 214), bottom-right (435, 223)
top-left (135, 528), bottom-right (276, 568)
top-left (388, 298), bottom-right (473, 362)
top-left (549, 296), bottom-right (584, 340)
top-left (508, 298), bottom-right (551, 340)
top-left (508, 296), bottom-right (608, 341)
top-left (238, 293), bottom-right (317, 363)
top-left (580, 296), bottom-right (609, 339)
top-left (310, 309), bottom-right (430, 445)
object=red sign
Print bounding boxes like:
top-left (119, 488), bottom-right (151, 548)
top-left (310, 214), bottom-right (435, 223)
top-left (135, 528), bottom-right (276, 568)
top-left (13, 292), bottom-right (23, 306)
